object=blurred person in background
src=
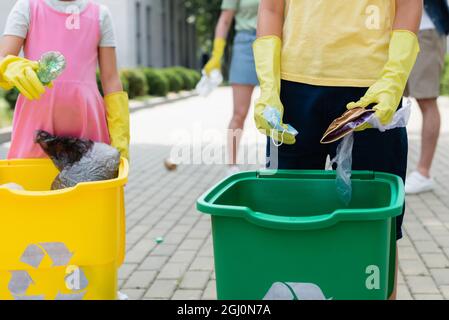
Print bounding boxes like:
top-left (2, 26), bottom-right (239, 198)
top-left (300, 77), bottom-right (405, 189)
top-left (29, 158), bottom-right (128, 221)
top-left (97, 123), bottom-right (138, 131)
top-left (405, 0), bottom-right (449, 194)
top-left (203, 0), bottom-right (260, 176)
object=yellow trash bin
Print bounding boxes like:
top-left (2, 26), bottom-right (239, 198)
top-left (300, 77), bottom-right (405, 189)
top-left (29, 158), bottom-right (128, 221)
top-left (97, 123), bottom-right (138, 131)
top-left (0, 158), bottom-right (128, 300)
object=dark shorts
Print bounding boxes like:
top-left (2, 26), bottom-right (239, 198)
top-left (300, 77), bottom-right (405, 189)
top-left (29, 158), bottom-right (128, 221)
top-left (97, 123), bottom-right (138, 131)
top-left (266, 80), bottom-right (408, 240)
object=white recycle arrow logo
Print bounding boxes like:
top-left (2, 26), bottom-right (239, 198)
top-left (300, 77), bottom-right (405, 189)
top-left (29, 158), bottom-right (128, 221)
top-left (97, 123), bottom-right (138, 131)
top-left (8, 242), bottom-right (88, 300)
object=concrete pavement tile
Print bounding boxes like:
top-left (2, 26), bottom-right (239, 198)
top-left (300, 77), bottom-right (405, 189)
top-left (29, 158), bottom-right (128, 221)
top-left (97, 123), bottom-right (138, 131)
top-left (169, 250), bottom-right (197, 264)
top-left (180, 271), bottom-right (211, 290)
top-left (413, 241), bottom-right (442, 254)
top-left (120, 289), bottom-right (145, 300)
top-left (172, 289), bottom-right (203, 300)
top-left (399, 259), bottom-right (429, 276)
top-left (202, 280), bottom-right (217, 300)
top-left (123, 271), bottom-right (157, 289)
top-left (139, 256), bottom-right (169, 271)
top-left (152, 244), bottom-right (178, 256)
top-left (158, 262), bottom-right (189, 280)
top-left (118, 264), bottom-right (138, 280)
top-left (413, 294), bottom-right (444, 300)
top-left (144, 280), bottom-right (177, 299)
top-left (421, 253), bottom-right (449, 268)
top-left (396, 285), bottom-right (413, 300)
top-left (406, 276), bottom-right (440, 294)
top-left (430, 269), bottom-right (449, 285)
top-left (440, 285), bottom-right (449, 299)
top-left (190, 257), bottom-right (215, 271)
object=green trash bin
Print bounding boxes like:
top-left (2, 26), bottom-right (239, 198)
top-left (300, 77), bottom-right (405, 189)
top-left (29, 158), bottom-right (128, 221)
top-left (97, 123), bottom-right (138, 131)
top-left (197, 170), bottom-right (404, 300)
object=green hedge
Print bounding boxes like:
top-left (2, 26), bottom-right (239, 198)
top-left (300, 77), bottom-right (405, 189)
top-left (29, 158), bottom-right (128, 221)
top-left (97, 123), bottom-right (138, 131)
top-left (161, 69), bottom-right (184, 93)
top-left (120, 69), bottom-right (148, 99)
top-left (1, 66), bottom-right (201, 110)
top-left (143, 68), bottom-right (169, 97)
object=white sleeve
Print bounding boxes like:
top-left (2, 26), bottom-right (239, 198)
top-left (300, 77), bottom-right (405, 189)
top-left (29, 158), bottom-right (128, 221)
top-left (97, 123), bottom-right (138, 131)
top-left (3, 0), bottom-right (31, 38)
top-left (99, 5), bottom-right (117, 47)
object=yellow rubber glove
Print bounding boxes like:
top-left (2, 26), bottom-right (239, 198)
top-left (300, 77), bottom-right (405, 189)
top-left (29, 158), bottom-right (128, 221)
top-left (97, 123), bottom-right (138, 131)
top-left (347, 30), bottom-right (420, 131)
top-left (0, 55), bottom-right (46, 100)
top-left (104, 91), bottom-right (130, 160)
top-left (253, 36), bottom-right (297, 145)
top-left (204, 38), bottom-right (226, 75)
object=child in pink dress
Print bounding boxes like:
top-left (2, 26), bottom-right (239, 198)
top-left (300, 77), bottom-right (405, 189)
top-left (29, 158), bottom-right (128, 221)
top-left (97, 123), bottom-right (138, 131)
top-left (0, 0), bottom-right (129, 160)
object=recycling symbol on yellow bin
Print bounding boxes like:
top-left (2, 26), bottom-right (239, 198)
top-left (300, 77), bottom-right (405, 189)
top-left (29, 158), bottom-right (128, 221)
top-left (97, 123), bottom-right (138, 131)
top-left (8, 242), bottom-right (88, 300)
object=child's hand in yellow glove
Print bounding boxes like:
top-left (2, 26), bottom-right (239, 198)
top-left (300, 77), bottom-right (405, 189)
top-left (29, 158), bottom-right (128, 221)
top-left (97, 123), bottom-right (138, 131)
top-left (0, 55), bottom-right (46, 100)
top-left (105, 91), bottom-right (130, 160)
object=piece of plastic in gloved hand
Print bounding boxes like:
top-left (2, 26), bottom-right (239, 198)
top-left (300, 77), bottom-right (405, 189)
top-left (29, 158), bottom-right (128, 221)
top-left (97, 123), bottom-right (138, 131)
top-left (35, 130), bottom-right (120, 190)
top-left (196, 70), bottom-right (223, 97)
top-left (263, 106), bottom-right (298, 137)
top-left (366, 98), bottom-right (412, 132)
top-left (37, 52), bottom-right (66, 86)
top-left (321, 108), bottom-right (375, 144)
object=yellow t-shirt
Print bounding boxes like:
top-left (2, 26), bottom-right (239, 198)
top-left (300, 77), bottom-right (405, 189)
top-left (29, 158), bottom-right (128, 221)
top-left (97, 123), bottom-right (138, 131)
top-left (281, 0), bottom-right (395, 87)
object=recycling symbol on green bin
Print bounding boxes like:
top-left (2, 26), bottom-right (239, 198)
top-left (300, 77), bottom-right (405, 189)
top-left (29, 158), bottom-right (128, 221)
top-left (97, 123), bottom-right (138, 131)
top-left (8, 242), bottom-right (88, 300)
top-left (263, 282), bottom-right (330, 300)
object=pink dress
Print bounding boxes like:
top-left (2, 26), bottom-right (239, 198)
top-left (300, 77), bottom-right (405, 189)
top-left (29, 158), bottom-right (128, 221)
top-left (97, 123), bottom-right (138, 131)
top-left (7, 0), bottom-right (110, 159)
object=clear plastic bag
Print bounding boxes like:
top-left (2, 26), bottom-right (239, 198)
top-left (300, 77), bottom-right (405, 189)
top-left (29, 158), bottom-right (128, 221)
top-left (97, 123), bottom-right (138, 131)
top-left (263, 106), bottom-right (299, 138)
top-left (195, 70), bottom-right (223, 97)
top-left (329, 133), bottom-right (354, 205)
top-left (330, 99), bottom-right (412, 205)
top-left (36, 52), bottom-right (66, 86)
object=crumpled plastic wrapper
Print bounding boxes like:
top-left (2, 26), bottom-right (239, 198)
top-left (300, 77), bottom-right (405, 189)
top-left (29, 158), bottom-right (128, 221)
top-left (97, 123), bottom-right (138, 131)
top-left (321, 108), bottom-right (375, 144)
top-left (263, 106), bottom-right (299, 138)
top-left (328, 100), bottom-right (412, 205)
top-left (36, 52), bottom-right (66, 85)
top-left (35, 130), bottom-right (120, 190)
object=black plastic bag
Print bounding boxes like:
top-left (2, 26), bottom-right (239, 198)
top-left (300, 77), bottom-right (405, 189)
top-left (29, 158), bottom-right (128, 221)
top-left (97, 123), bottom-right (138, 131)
top-left (35, 130), bottom-right (120, 190)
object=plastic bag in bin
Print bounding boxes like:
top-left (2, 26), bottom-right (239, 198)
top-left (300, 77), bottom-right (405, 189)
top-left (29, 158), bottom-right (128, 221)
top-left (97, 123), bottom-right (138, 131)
top-left (35, 130), bottom-right (120, 190)
top-left (327, 99), bottom-right (412, 204)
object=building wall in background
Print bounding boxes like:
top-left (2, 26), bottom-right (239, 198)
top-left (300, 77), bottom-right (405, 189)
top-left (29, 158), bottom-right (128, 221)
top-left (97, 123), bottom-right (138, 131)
top-left (0, 0), bottom-right (198, 69)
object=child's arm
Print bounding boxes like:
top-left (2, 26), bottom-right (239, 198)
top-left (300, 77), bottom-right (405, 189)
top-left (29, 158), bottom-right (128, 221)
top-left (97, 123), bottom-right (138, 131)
top-left (98, 47), bottom-right (130, 160)
top-left (0, 35), bottom-right (24, 58)
top-left (98, 47), bottom-right (122, 95)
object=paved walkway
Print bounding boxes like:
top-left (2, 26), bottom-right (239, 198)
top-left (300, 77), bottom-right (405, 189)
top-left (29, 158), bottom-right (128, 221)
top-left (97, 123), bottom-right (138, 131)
top-left (1, 87), bottom-right (449, 300)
